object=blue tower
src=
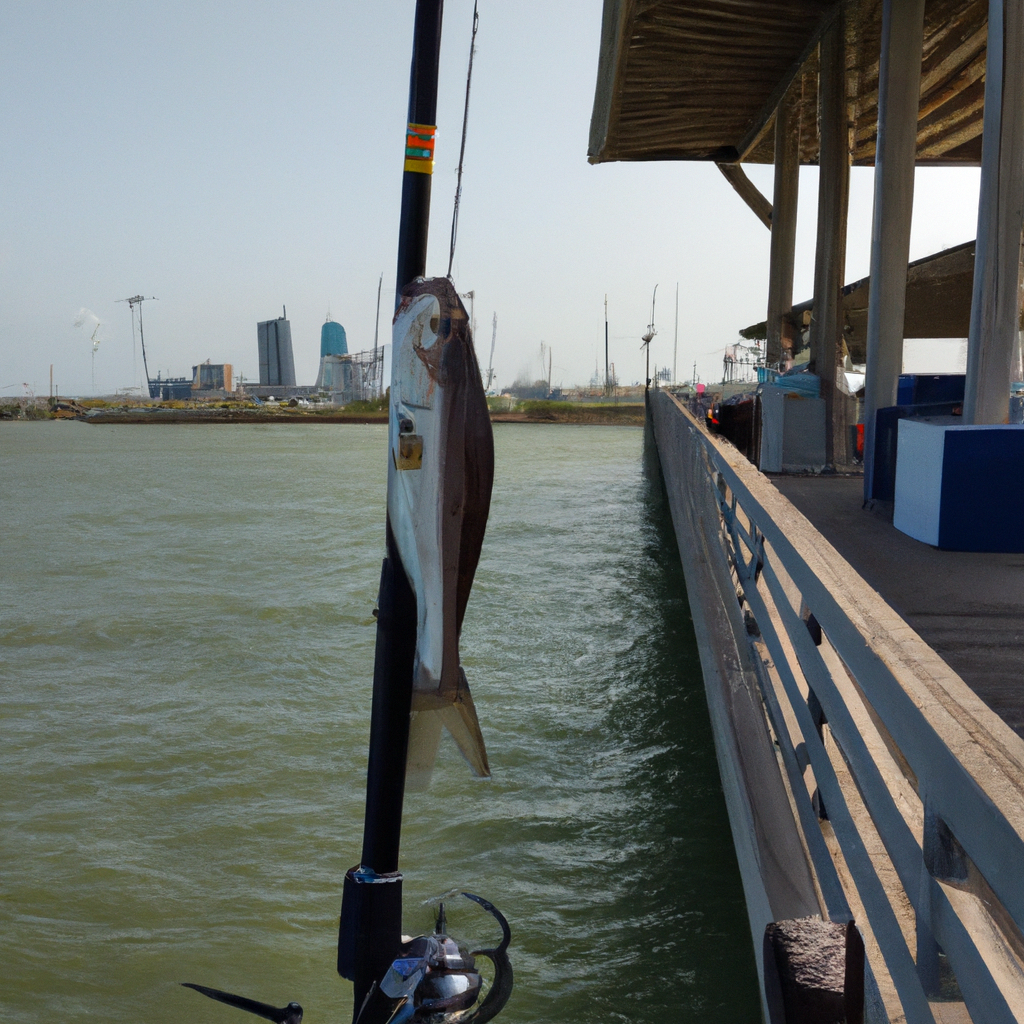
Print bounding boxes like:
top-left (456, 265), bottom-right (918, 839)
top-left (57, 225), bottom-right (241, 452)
top-left (321, 317), bottom-right (348, 357)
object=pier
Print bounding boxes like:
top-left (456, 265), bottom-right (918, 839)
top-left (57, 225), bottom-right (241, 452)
top-left (591, 1), bottom-right (1024, 1021)
top-left (649, 389), bottom-right (1024, 1023)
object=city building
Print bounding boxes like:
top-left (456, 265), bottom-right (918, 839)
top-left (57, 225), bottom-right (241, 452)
top-left (192, 361), bottom-right (233, 392)
top-left (321, 317), bottom-right (348, 357)
top-left (257, 308), bottom-right (296, 387)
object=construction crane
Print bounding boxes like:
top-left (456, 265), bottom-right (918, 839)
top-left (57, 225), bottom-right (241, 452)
top-left (117, 295), bottom-right (158, 396)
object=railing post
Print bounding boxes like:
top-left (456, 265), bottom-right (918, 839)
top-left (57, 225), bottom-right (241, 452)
top-left (917, 794), bottom-right (969, 997)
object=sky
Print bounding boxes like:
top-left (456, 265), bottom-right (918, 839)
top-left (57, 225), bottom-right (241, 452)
top-left (1, 1), bottom-right (984, 399)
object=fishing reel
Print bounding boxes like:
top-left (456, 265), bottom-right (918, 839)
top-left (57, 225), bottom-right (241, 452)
top-left (365, 893), bottom-right (513, 1024)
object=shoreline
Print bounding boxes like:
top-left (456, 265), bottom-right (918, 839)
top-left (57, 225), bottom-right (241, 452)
top-left (5, 404), bottom-right (646, 427)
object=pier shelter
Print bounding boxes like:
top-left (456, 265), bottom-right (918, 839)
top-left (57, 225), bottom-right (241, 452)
top-left (590, 3), bottom-right (1024, 1022)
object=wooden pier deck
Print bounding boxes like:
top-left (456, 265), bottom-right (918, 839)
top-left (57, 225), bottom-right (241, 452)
top-left (773, 476), bottom-right (1024, 738)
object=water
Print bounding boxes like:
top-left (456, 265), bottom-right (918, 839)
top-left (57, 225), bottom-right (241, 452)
top-left (0, 421), bottom-right (759, 1023)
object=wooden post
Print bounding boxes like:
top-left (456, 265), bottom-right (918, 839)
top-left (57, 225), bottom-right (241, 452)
top-left (766, 85), bottom-right (801, 369)
top-left (808, 11), bottom-right (849, 467)
top-left (964, 0), bottom-right (1024, 425)
top-left (862, 0), bottom-right (926, 499)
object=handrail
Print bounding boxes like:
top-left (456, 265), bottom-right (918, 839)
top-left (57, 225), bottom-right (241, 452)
top-left (655, 388), bottom-right (1024, 1024)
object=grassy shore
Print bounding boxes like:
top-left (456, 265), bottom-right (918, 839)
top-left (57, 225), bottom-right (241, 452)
top-left (2, 396), bottom-right (645, 426)
top-left (487, 398), bottom-right (645, 425)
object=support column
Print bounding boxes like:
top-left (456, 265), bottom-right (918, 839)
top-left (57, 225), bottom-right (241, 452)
top-left (964, 0), bottom-right (1024, 424)
top-left (862, 0), bottom-right (926, 499)
top-left (766, 84), bottom-right (801, 369)
top-left (808, 10), bottom-right (850, 467)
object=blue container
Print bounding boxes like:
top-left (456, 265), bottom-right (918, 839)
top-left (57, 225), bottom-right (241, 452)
top-left (896, 373), bottom-right (964, 406)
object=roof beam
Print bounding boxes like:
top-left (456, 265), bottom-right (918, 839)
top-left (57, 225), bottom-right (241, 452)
top-left (716, 162), bottom-right (773, 229)
top-left (735, 1), bottom-right (841, 161)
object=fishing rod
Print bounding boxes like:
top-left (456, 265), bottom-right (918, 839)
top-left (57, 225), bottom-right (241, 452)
top-left (183, 5), bottom-right (511, 1023)
top-left (338, 1), bottom-right (512, 1021)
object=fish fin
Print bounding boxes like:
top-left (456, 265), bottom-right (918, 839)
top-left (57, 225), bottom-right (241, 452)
top-left (439, 678), bottom-right (490, 779)
top-left (405, 710), bottom-right (444, 792)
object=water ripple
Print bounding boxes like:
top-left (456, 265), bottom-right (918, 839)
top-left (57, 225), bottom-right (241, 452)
top-left (0, 421), bottom-right (757, 1023)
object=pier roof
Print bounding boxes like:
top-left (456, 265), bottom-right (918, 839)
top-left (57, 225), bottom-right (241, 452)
top-left (739, 239), bottom-right (978, 360)
top-left (589, 0), bottom-right (988, 166)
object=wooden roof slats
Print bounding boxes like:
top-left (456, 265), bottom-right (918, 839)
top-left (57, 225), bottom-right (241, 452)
top-left (589, 0), bottom-right (836, 163)
top-left (589, 0), bottom-right (993, 168)
top-left (849, 1), bottom-right (987, 164)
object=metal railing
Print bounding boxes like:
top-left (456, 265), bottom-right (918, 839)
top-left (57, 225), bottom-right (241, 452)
top-left (656, 389), bottom-right (1024, 1024)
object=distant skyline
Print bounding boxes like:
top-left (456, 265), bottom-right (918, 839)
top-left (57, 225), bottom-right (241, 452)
top-left (2, 2), bottom-right (982, 399)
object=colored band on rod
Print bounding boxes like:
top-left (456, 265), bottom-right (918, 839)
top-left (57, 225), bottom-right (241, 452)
top-left (404, 122), bottom-right (436, 174)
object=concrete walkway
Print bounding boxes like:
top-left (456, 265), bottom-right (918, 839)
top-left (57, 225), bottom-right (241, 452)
top-left (772, 475), bottom-right (1024, 736)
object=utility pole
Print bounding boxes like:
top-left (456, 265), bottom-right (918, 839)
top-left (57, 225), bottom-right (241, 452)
top-left (604, 294), bottom-right (610, 397)
top-left (373, 272), bottom-right (383, 398)
top-left (486, 312), bottom-right (497, 390)
top-left (673, 283), bottom-right (679, 385)
top-left (642, 285), bottom-right (658, 392)
top-left (117, 295), bottom-right (158, 397)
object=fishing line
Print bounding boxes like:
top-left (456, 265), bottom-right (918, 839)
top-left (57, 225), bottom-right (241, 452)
top-left (447, 0), bottom-right (479, 279)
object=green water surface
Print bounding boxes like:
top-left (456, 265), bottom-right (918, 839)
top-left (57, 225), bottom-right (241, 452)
top-left (0, 422), bottom-right (758, 1023)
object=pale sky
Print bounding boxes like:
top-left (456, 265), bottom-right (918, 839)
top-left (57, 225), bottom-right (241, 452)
top-left (1, 1), bottom-right (983, 398)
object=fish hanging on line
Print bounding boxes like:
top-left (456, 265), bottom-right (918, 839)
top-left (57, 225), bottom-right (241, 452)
top-left (389, 277), bottom-right (494, 792)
